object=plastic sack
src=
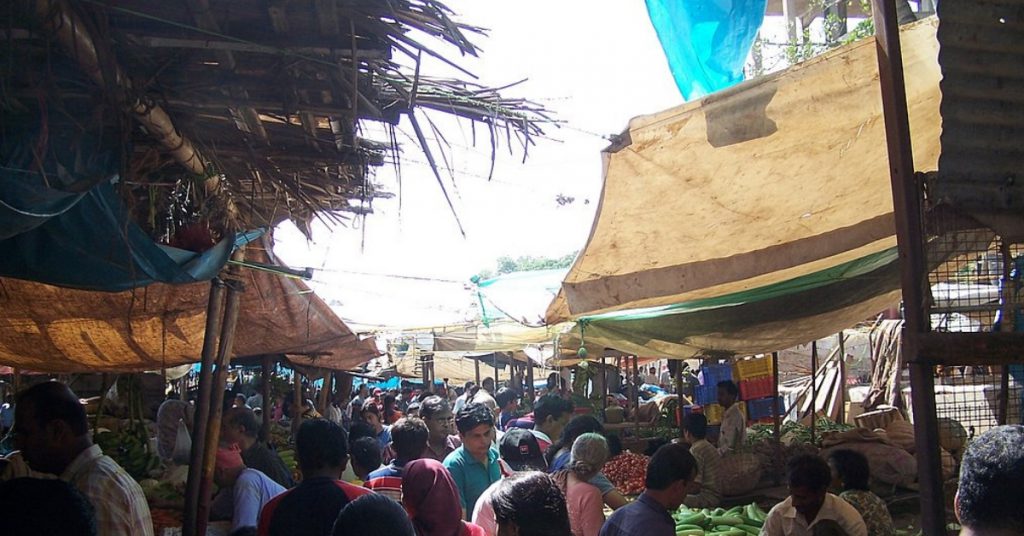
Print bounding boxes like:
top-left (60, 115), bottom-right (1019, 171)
top-left (172, 419), bottom-right (191, 465)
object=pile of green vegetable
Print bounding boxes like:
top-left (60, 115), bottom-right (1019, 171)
top-left (672, 503), bottom-right (767, 536)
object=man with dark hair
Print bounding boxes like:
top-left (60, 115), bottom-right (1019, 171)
top-left (360, 401), bottom-right (393, 454)
top-left (716, 380), bottom-right (745, 454)
top-left (364, 417), bottom-right (429, 501)
top-left (348, 437), bottom-right (384, 483)
top-left (955, 424), bottom-right (1024, 535)
top-left (601, 443), bottom-right (697, 536)
top-left (454, 381), bottom-right (475, 414)
top-left (349, 384), bottom-right (369, 421)
top-left (212, 446), bottom-right (285, 532)
top-left (531, 395), bottom-right (575, 452)
top-left (221, 407), bottom-right (294, 487)
top-left (332, 493), bottom-right (415, 536)
top-left (443, 403), bottom-right (501, 518)
top-left (257, 419), bottom-right (372, 536)
top-left (14, 381), bottom-right (152, 536)
top-left (495, 387), bottom-right (520, 430)
top-left (419, 395), bottom-right (462, 462)
top-left (761, 454), bottom-right (866, 536)
top-left (681, 413), bottom-right (721, 508)
top-left (0, 477), bottom-right (97, 536)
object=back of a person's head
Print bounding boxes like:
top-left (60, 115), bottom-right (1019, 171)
top-left (350, 436), bottom-right (383, 472)
top-left (534, 395), bottom-right (573, 424)
top-left (348, 421), bottom-right (376, 442)
top-left (0, 477), bottom-right (96, 536)
top-left (645, 443), bottom-right (697, 490)
top-left (683, 413), bottom-right (708, 440)
top-left (333, 493), bottom-right (415, 536)
top-left (391, 417), bottom-right (429, 463)
top-left (495, 387), bottom-right (518, 408)
top-left (491, 472), bottom-right (571, 536)
top-left (957, 425), bottom-right (1024, 534)
top-left (224, 407), bottom-right (261, 438)
top-left (16, 381), bottom-right (88, 437)
top-left (560, 415), bottom-right (604, 444)
top-left (569, 433), bottom-right (609, 480)
top-left (483, 377), bottom-right (495, 390)
top-left (419, 395), bottom-right (449, 420)
top-left (455, 402), bottom-right (494, 434)
top-left (827, 449), bottom-right (871, 491)
top-left (296, 419), bottom-right (348, 473)
top-left (787, 454), bottom-right (832, 491)
top-left (716, 380), bottom-right (739, 397)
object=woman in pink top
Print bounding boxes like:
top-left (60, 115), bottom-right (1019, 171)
top-left (550, 433), bottom-right (609, 536)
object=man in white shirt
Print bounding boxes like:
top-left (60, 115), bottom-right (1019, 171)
top-left (454, 381), bottom-right (475, 414)
top-left (644, 367), bottom-right (659, 386)
top-left (760, 454), bottom-right (866, 536)
top-left (212, 446), bottom-right (286, 531)
top-left (716, 380), bottom-right (746, 455)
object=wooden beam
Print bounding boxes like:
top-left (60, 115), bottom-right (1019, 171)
top-left (913, 332), bottom-right (1024, 365)
top-left (871, 0), bottom-right (943, 532)
top-left (128, 35), bottom-right (386, 59)
top-left (260, 355), bottom-right (272, 442)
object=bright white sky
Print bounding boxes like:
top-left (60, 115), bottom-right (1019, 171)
top-left (274, 1), bottom-right (684, 329)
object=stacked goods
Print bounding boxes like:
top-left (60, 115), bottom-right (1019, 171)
top-left (702, 402), bottom-right (746, 425)
top-left (602, 452), bottom-right (649, 495)
top-left (885, 418), bottom-right (916, 452)
top-left (699, 364), bottom-right (733, 386)
top-left (733, 356), bottom-right (777, 424)
top-left (745, 397), bottom-right (784, 422)
top-left (672, 503), bottom-right (767, 535)
top-left (94, 425), bottom-right (161, 480)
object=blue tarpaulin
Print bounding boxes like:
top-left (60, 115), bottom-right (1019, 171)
top-left (646, 0), bottom-right (767, 101)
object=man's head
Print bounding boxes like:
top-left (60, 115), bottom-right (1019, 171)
top-left (233, 393), bottom-right (247, 407)
top-left (499, 429), bottom-right (545, 472)
top-left (13, 382), bottom-right (90, 474)
top-left (358, 384), bottom-right (369, 397)
top-left (786, 454), bottom-right (832, 522)
top-left (221, 407), bottom-right (261, 448)
top-left (214, 445), bottom-right (246, 488)
top-left (546, 372), bottom-right (559, 391)
top-left (649, 367), bottom-right (656, 375)
top-left (332, 493), bottom-right (415, 536)
top-left (482, 377), bottom-right (495, 393)
top-left (419, 396), bottom-right (455, 441)
top-left (682, 413), bottom-right (708, 443)
top-left (391, 417), bottom-right (429, 464)
top-left (349, 437), bottom-right (382, 481)
top-left (491, 472), bottom-right (571, 536)
top-left (406, 402), bottom-right (421, 418)
top-left (533, 395), bottom-right (574, 440)
top-left (643, 443), bottom-right (697, 510)
top-left (956, 425), bottom-right (1024, 535)
top-left (0, 477), bottom-right (97, 536)
top-left (716, 380), bottom-right (739, 408)
top-left (361, 402), bottom-right (384, 433)
top-left (495, 387), bottom-right (519, 413)
top-left (826, 449), bottom-right (870, 492)
top-left (456, 403), bottom-right (495, 461)
top-left (462, 381), bottom-right (475, 395)
top-left (296, 419), bottom-right (349, 479)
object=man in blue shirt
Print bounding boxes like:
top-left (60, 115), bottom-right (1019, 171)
top-left (443, 402), bottom-right (501, 519)
top-left (600, 443), bottom-right (697, 536)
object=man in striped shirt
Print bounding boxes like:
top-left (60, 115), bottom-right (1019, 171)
top-left (681, 413), bottom-right (721, 508)
top-left (364, 417), bottom-right (429, 501)
top-left (14, 381), bottom-right (153, 536)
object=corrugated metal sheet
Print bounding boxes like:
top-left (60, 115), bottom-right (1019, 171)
top-left (935, 0), bottom-right (1024, 238)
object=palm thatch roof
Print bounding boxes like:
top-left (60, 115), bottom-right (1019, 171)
top-left (2, 0), bottom-right (551, 238)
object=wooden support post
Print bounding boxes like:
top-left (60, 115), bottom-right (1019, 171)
top-left (318, 369), bottom-right (332, 416)
top-left (196, 269), bottom-right (244, 536)
top-left (526, 358), bottom-right (535, 404)
top-left (601, 353), bottom-right (608, 421)
top-left (837, 333), bottom-right (847, 425)
top-left (493, 353), bottom-right (499, 386)
top-left (12, 368), bottom-right (21, 394)
top-left (183, 279), bottom-right (226, 536)
top-left (998, 242), bottom-right (1013, 425)
top-left (811, 341), bottom-right (818, 444)
top-left (475, 358), bottom-right (481, 386)
top-left (291, 370), bottom-right (303, 441)
top-left (633, 356), bottom-right (641, 438)
top-left (260, 355), bottom-right (272, 442)
top-left (675, 361), bottom-right (684, 437)
top-left (772, 352), bottom-right (781, 485)
top-left (422, 353), bottom-right (430, 389)
top-left (871, 1), bottom-right (944, 532)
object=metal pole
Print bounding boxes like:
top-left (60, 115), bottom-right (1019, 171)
top-left (811, 341), bottom-right (818, 444)
top-left (183, 279), bottom-right (226, 536)
top-left (838, 333), bottom-right (847, 424)
top-left (675, 361), bottom-right (684, 437)
top-left (999, 242), bottom-right (1013, 425)
top-left (196, 270), bottom-right (244, 536)
top-left (633, 356), bottom-right (640, 438)
top-left (260, 355), bottom-right (272, 442)
top-left (601, 353), bottom-right (608, 421)
top-left (870, 1), bottom-right (943, 532)
top-left (771, 351), bottom-right (781, 485)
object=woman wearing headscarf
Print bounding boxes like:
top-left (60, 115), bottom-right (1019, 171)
top-left (550, 434), bottom-right (609, 536)
top-left (402, 459), bottom-right (487, 536)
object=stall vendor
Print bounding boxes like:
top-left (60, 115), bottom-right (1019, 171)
top-left (716, 381), bottom-right (745, 455)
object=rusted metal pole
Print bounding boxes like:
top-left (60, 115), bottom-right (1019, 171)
top-left (870, 0), bottom-right (943, 532)
top-left (196, 264), bottom-right (244, 536)
top-left (183, 280), bottom-right (226, 536)
top-left (260, 355), bottom-right (272, 442)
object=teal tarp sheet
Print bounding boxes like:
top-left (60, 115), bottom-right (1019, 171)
top-left (646, 0), bottom-right (767, 101)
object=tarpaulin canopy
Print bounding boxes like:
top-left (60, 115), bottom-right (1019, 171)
top-left (432, 320), bottom-right (567, 353)
top-left (548, 19), bottom-right (943, 334)
top-left (646, 0), bottom-right (767, 100)
top-left (0, 239), bottom-right (379, 373)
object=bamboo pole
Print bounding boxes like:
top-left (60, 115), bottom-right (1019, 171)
top-left (837, 333), bottom-right (847, 424)
top-left (810, 341), bottom-right (818, 443)
top-left (675, 361), bottom-right (684, 437)
top-left (493, 353), bottom-right (499, 386)
top-left (260, 355), bottom-right (272, 442)
top-left (183, 280), bottom-right (226, 536)
top-left (319, 369), bottom-right (332, 416)
top-left (633, 356), bottom-right (640, 438)
top-left (772, 352), bottom-right (781, 485)
top-left (291, 370), bottom-right (303, 441)
top-left (601, 353), bottom-right (608, 422)
top-left (196, 263), bottom-right (245, 536)
top-left (474, 358), bottom-right (481, 386)
top-left (526, 358), bottom-right (534, 404)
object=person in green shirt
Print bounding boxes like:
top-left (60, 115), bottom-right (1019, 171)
top-left (443, 403), bottom-right (501, 519)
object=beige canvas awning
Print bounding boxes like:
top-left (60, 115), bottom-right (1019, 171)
top-left (0, 240), bottom-right (380, 373)
top-left (547, 18), bottom-right (942, 324)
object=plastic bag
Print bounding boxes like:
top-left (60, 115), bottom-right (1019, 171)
top-left (172, 419), bottom-right (191, 465)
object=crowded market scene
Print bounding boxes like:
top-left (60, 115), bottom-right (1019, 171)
top-left (1, 1), bottom-right (1022, 536)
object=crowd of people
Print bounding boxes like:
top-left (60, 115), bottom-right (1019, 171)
top-left (0, 378), bottom-right (1022, 536)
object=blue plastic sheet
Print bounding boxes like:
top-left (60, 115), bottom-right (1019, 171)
top-left (646, 0), bottom-right (768, 100)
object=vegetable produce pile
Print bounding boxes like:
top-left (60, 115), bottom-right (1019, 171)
top-left (672, 503), bottom-right (767, 536)
top-left (602, 452), bottom-right (649, 495)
